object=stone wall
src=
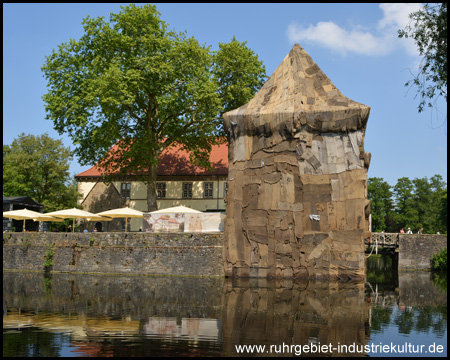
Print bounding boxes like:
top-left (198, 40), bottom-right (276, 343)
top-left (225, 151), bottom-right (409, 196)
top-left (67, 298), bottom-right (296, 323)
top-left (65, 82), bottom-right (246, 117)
top-left (398, 234), bottom-right (447, 270)
top-left (3, 272), bottom-right (224, 319)
top-left (398, 271), bottom-right (447, 305)
top-left (3, 232), bottom-right (224, 277)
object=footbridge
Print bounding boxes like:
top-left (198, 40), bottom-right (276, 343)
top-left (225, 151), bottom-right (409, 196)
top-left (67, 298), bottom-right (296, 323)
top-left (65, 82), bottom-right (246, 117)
top-left (365, 232), bottom-right (399, 253)
top-left (365, 233), bottom-right (447, 270)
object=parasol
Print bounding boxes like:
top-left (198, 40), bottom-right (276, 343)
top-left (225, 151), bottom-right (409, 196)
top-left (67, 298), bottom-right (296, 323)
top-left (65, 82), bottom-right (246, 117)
top-left (44, 208), bottom-right (111, 232)
top-left (95, 206), bottom-right (144, 232)
top-left (2, 208), bottom-right (61, 231)
top-left (149, 205), bottom-right (202, 214)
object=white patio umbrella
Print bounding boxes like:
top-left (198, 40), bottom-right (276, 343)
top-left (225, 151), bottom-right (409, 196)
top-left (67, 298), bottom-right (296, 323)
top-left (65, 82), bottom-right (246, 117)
top-left (95, 206), bottom-right (144, 232)
top-left (44, 208), bottom-right (111, 232)
top-left (3, 208), bottom-right (62, 231)
top-left (33, 214), bottom-right (65, 222)
top-left (149, 205), bottom-right (202, 214)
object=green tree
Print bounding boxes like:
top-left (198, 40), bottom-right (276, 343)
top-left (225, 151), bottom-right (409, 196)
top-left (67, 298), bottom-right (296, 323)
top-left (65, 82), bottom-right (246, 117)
top-left (392, 177), bottom-right (419, 231)
top-left (438, 190), bottom-right (447, 234)
top-left (414, 175), bottom-right (447, 233)
top-left (430, 175), bottom-right (447, 233)
top-left (3, 144), bottom-right (30, 196)
top-left (368, 177), bottom-right (394, 232)
top-left (412, 176), bottom-right (434, 232)
top-left (368, 175), bottom-right (446, 233)
top-left (398, 3), bottom-right (447, 113)
top-left (3, 133), bottom-right (79, 212)
top-left (41, 4), bottom-right (267, 211)
top-left (213, 36), bottom-right (267, 117)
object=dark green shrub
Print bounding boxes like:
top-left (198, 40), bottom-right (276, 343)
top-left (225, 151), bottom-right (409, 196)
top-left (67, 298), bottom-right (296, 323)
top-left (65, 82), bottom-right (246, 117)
top-left (431, 247), bottom-right (447, 271)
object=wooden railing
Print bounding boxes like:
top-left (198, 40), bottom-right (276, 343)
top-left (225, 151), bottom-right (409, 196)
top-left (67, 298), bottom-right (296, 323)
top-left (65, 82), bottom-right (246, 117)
top-left (366, 232), bottom-right (399, 248)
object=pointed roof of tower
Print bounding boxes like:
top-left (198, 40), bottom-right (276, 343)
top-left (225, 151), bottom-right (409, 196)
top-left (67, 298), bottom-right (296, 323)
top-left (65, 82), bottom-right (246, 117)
top-left (224, 44), bottom-right (370, 134)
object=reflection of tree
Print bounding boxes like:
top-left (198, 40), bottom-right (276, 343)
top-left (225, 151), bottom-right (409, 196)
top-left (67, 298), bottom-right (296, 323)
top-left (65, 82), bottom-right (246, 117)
top-left (370, 305), bottom-right (447, 339)
top-left (431, 306), bottom-right (448, 336)
top-left (432, 272), bottom-right (447, 292)
top-left (369, 307), bottom-right (393, 333)
top-left (71, 337), bottom-right (221, 357)
top-left (366, 255), bottom-right (398, 288)
top-left (394, 307), bottom-right (415, 334)
top-left (416, 306), bottom-right (447, 336)
top-left (394, 306), bottom-right (447, 337)
top-left (43, 273), bottom-right (52, 295)
top-left (366, 255), bottom-right (447, 340)
top-left (3, 326), bottom-right (67, 357)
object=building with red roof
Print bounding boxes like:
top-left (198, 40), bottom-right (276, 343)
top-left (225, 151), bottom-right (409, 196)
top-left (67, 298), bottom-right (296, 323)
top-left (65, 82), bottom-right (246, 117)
top-left (75, 142), bottom-right (228, 231)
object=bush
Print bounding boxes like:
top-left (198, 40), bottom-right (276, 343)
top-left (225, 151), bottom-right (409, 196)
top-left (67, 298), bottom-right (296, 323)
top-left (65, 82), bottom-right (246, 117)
top-left (431, 247), bottom-right (447, 271)
top-left (43, 244), bottom-right (55, 271)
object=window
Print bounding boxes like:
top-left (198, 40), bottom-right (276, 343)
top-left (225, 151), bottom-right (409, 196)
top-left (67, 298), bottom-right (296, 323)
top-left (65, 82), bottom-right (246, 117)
top-left (203, 182), bottom-right (213, 198)
top-left (121, 183), bottom-right (131, 199)
top-left (157, 183), bottom-right (166, 199)
top-left (182, 183), bottom-right (193, 199)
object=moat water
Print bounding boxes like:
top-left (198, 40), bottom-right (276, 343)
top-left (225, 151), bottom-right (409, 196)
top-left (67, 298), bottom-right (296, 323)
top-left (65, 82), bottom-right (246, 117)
top-left (3, 255), bottom-right (447, 357)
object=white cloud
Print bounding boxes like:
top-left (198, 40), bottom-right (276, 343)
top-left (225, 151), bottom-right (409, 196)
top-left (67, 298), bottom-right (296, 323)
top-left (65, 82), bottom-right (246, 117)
top-left (377, 3), bottom-right (422, 30)
top-left (377, 3), bottom-right (423, 56)
top-left (287, 21), bottom-right (390, 56)
top-left (286, 3), bottom-right (423, 57)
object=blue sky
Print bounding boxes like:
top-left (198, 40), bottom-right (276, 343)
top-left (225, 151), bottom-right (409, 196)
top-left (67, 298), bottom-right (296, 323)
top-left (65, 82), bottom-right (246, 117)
top-left (3, 3), bottom-right (447, 186)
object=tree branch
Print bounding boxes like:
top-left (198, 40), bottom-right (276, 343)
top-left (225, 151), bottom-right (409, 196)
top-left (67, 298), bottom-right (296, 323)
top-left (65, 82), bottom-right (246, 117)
top-left (125, 105), bottom-right (143, 123)
top-left (156, 108), bottom-right (195, 137)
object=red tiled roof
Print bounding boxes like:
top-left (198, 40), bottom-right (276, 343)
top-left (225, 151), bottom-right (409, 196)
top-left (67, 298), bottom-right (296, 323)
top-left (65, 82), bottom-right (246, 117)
top-left (75, 142), bottom-right (228, 178)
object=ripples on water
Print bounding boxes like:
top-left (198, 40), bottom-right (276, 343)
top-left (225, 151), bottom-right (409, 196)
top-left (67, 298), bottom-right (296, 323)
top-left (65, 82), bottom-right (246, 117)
top-left (3, 255), bottom-right (447, 357)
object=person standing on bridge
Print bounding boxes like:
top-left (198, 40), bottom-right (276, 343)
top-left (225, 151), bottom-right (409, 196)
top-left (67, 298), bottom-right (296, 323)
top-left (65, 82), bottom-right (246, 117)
top-left (400, 228), bottom-right (405, 233)
top-left (407, 227), bottom-right (413, 234)
top-left (418, 228), bottom-right (423, 234)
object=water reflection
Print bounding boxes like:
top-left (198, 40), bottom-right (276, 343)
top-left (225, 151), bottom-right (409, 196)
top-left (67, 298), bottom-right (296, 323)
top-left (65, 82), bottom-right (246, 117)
top-left (366, 254), bottom-right (398, 289)
top-left (221, 278), bottom-right (368, 356)
top-left (3, 274), bottom-right (225, 357)
top-left (3, 259), bottom-right (447, 357)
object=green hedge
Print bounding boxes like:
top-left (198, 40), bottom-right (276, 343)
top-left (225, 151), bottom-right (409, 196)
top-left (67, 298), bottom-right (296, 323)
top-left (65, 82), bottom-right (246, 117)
top-left (431, 247), bottom-right (447, 271)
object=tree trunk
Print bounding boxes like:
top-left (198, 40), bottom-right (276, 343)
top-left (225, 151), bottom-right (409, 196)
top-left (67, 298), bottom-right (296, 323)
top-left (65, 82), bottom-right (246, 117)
top-left (146, 161), bottom-right (158, 212)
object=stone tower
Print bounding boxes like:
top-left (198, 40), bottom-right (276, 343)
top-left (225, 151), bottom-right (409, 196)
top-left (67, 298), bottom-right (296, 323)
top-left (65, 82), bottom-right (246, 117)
top-left (223, 44), bottom-right (371, 279)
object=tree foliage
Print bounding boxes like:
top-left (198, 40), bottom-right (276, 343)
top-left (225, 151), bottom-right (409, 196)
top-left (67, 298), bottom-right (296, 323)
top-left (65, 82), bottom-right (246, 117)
top-left (438, 190), bottom-right (447, 233)
top-left (213, 36), bottom-right (267, 117)
top-left (3, 133), bottom-right (80, 212)
top-left (41, 4), bottom-right (267, 211)
top-left (368, 177), bottom-right (393, 232)
top-left (431, 247), bottom-right (447, 272)
top-left (393, 177), bottom-right (419, 231)
top-left (398, 3), bottom-right (447, 113)
top-left (368, 175), bottom-right (446, 233)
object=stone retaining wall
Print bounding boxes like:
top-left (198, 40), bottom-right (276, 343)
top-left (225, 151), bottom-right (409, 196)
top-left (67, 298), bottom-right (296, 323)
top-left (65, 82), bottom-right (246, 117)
top-left (398, 234), bottom-right (447, 270)
top-left (3, 232), bottom-right (224, 276)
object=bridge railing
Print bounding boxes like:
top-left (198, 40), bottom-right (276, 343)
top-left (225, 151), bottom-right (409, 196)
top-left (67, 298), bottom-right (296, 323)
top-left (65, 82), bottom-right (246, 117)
top-left (366, 233), bottom-right (399, 248)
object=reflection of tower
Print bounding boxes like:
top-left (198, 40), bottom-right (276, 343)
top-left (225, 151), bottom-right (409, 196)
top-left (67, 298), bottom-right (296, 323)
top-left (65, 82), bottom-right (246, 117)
top-left (223, 44), bottom-right (371, 279)
top-left (221, 279), bottom-right (369, 356)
